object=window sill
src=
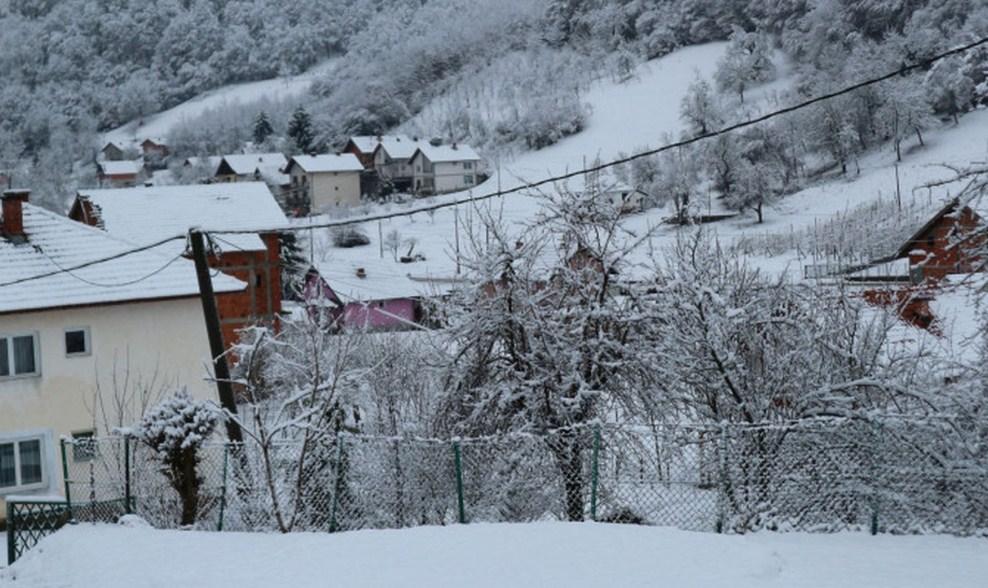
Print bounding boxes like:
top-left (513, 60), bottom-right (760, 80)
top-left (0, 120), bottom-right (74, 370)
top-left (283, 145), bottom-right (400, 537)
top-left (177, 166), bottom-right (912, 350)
top-left (0, 372), bottom-right (42, 382)
top-left (0, 481), bottom-right (48, 496)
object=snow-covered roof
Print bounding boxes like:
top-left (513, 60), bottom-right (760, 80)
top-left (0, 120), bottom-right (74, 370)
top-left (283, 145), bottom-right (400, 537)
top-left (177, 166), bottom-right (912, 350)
top-left (370, 135), bottom-right (420, 160)
top-left (98, 161), bottom-right (142, 176)
top-left (287, 154), bottom-right (364, 174)
top-left (0, 204), bottom-right (244, 314)
top-left (219, 153), bottom-right (289, 185)
top-left (220, 153), bottom-right (288, 177)
top-left (411, 143), bottom-right (481, 164)
top-left (142, 137), bottom-right (167, 146)
top-left (184, 156), bottom-right (223, 174)
top-left (102, 141), bottom-right (127, 152)
top-left (300, 217), bottom-right (466, 302)
top-left (347, 136), bottom-right (385, 154)
top-left (76, 183), bottom-right (290, 254)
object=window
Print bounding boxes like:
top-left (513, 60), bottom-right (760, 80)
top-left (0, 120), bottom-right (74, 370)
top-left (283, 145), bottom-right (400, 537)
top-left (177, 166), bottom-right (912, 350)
top-left (65, 327), bottom-right (90, 357)
top-left (0, 436), bottom-right (45, 491)
top-left (72, 431), bottom-right (96, 463)
top-left (464, 161), bottom-right (473, 170)
top-left (464, 175), bottom-right (475, 185)
top-left (0, 333), bottom-right (39, 378)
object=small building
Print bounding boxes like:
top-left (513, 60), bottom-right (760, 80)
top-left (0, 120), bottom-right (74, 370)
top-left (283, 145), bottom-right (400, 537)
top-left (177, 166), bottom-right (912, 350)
top-left (372, 136), bottom-right (420, 192)
top-left (0, 189), bottom-right (244, 510)
top-left (894, 196), bottom-right (986, 282)
top-left (99, 141), bottom-right (128, 162)
top-left (284, 154), bottom-right (364, 213)
top-left (141, 137), bottom-right (169, 160)
top-left (409, 143), bottom-right (482, 195)
top-left (343, 136), bottom-right (384, 169)
top-left (70, 183), bottom-right (290, 347)
top-left (96, 160), bottom-right (143, 188)
top-left (215, 153), bottom-right (289, 185)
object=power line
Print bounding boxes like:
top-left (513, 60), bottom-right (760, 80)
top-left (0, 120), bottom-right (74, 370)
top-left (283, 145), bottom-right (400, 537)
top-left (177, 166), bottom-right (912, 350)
top-left (33, 244), bottom-right (188, 288)
top-left (1, 34), bottom-right (987, 290)
top-left (0, 234), bottom-right (186, 289)
top-left (207, 34), bottom-right (988, 236)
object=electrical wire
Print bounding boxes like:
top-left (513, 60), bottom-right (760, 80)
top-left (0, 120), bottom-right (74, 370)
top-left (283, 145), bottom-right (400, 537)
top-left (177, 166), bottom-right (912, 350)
top-left (1, 34), bottom-right (987, 289)
top-left (206, 34), bottom-right (988, 236)
top-left (32, 243), bottom-right (188, 288)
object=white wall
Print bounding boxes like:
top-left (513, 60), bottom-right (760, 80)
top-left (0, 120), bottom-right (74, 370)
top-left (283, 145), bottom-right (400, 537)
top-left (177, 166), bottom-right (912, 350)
top-left (433, 161), bottom-right (478, 194)
top-left (0, 297), bottom-right (218, 509)
top-left (290, 167), bottom-right (362, 210)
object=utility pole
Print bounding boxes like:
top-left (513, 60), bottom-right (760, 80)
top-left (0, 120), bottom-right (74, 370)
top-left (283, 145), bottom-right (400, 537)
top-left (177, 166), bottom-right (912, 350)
top-left (189, 229), bottom-right (243, 443)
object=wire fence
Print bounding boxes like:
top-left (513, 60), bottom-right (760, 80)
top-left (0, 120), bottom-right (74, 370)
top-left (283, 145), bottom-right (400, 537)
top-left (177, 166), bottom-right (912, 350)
top-left (55, 418), bottom-right (988, 538)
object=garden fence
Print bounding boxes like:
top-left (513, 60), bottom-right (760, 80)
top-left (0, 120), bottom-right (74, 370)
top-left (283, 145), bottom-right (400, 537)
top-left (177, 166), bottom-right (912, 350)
top-left (10, 417), bottom-right (987, 563)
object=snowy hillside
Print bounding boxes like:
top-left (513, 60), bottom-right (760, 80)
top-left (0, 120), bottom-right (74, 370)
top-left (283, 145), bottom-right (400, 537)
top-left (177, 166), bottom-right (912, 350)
top-left (103, 59), bottom-right (339, 151)
top-left (6, 523), bottom-right (986, 588)
top-left (307, 41), bottom-right (986, 292)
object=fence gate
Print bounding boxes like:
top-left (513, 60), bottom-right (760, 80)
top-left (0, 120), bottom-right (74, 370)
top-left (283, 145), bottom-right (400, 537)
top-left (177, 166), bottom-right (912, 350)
top-left (6, 497), bottom-right (70, 565)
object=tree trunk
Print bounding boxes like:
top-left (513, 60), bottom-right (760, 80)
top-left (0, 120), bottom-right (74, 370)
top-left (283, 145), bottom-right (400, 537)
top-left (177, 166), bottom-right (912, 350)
top-left (548, 430), bottom-right (586, 521)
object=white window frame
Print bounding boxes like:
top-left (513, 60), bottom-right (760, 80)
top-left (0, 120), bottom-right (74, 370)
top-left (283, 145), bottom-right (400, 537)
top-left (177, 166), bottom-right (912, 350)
top-left (0, 331), bottom-right (41, 380)
top-left (64, 326), bottom-right (91, 358)
top-left (464, 161), bottom-right (474, 170)
top-left (0, 434), bottom-right (47, 494)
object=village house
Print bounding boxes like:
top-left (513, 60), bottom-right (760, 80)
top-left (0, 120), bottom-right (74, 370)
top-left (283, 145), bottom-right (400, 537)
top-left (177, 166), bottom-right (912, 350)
top-left (372, 135), bottom-right (420, 193)
top-left (214, 153), bottom-right (291, 204)
top-left (140, 137), bottom-right (169, 168)
top-left (0, 189), bottom-right (244, 510)
top-left (409, 142), bottom-right (482, 195)
top-left (96, 160), bottom-right (143, 188)
top-left (99, 141), bottom-right (128, 162)
top-left (69, 182), bottom-right (289, 347)
top-left (283, 153), bottom-right (364, 213)
top-left (342, 136), bottom-right (384, 169)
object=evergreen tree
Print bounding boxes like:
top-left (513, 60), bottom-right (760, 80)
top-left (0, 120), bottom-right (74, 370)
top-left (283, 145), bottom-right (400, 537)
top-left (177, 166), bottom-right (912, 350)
top-left (287, 106), bottom-right (315, 154)
top-left (253, 110), bottom-right (275, 145)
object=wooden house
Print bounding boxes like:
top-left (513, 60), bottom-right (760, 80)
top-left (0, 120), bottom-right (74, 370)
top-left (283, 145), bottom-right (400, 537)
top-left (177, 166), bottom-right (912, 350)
top-left (99, 141), bottom-right (127, 162)
top-left (96, 160), bottom-right (142, 188)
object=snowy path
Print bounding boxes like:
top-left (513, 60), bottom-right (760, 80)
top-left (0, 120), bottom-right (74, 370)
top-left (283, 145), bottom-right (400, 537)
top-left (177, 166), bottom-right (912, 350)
top-left (4, 523), bottom-right (986, 587)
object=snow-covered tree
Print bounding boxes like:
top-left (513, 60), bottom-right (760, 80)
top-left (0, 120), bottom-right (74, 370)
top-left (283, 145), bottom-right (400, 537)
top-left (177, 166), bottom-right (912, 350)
top-left (287, 106), bottom-right (315, 155)
top-left (714, 27), bottom-right (775, 104)
top-left (137, 391), bottom-right (220, 526)
top-left (680, 76), bottom-right (723, 137)
top-left (252, 110), bottom-right (275, 146)
top-left (876, 76), bottom-right (937, 161)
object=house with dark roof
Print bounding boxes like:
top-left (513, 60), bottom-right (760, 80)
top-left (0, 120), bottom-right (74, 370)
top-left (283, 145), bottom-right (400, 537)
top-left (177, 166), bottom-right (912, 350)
top-left (0, 189), bottom-right (244, 511)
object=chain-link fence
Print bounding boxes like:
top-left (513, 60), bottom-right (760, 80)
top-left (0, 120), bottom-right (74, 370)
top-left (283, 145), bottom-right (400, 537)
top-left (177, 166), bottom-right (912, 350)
top-left (57, 418), bottom-right (988, 539)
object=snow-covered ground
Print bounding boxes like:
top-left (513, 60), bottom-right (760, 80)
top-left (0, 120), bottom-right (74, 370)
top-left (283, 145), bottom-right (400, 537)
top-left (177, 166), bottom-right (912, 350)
top-left (4, 523), bottom-right (986, 587)
top-left (103, 59), bottom-right (338, 150)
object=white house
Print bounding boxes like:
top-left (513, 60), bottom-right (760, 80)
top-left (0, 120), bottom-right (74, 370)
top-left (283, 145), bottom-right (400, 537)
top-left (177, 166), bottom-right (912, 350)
top-left (0, 189), bottom-right (244, 511)
top-left (215, 153), bottom-right (289, 186)
top-left (96, 160), bottom-right (143, 188)
top-left (283, 154), bottom-right (365, 213)
top-left (371, 136), bottom-right (420, 191)
top-left (409, 143), bottom-right (482, 195)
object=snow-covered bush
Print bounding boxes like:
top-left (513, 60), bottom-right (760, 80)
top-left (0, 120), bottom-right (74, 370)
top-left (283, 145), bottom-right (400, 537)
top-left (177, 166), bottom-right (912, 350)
top-left (137, 391), bottom-right (220, 526)
top-left (331, 225), bottom-right (371, 248)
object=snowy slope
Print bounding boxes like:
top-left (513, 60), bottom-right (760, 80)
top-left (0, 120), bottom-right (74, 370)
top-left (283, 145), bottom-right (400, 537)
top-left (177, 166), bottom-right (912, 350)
top-left (6, 522), bottom-right (987, 587)
top-left (103, 59), bottom-right (338, 150)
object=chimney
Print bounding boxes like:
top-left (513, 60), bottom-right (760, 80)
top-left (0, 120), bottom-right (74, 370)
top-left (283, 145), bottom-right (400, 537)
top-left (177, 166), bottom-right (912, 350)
top-left (3, 189), bottom-right (29, 242)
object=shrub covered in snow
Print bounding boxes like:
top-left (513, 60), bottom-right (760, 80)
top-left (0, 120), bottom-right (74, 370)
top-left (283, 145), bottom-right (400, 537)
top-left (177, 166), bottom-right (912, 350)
top-left (137, 391), bottom-right (220, 526)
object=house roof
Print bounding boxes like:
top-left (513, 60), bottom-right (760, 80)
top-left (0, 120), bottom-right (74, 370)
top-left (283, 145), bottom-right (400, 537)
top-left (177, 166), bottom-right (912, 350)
top-left (0, 204), bottom-right (244, 314)
top-left (372, 135), bottom-right (420, 160)
top-left (410, 143), bottom-right (481, 164)
top-left (102, 141), bottom-right (127, 152)
top-left (894, 194), bottom-right (987, 259)
top-left (75, 182), bottom-right (290, 254)
top-left (98, 161), bottom-right (142, 177)
top-left (286, 154), bottom-right (364, 174)
top-left (184, 156), bottom-right (223, 174)
top-left (218, 153), bottom-right (289, 185)
top-left (142, 137), bottom-right (167, 146)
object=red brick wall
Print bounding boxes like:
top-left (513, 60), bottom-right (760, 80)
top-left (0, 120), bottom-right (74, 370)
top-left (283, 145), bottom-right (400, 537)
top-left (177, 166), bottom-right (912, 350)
top-left (343, 142), bottom-right (373, 169)
top-left (209, 233), bottom-right (282, 347)
top-left (907, 207), bottom-right (985, 281)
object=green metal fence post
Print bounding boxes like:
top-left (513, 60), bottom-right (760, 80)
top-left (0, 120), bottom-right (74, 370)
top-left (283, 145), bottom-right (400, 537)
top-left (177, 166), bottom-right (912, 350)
top-left (590, 424), bottom-right (601, 521)
top-left (716, 425), bottom-right (728, 534)
top-left (60, 439), bottom-right (73, 521)
top-left (329, 432), bottom-right (344, 533)
top-left (123, 436), bottom-right (132, 514)
top-left (453, 440), bottom-right (466, 524)
top-left (6, 501), bottom-right (14, 566)
top-left (217, 443), bottom-right (230, 532)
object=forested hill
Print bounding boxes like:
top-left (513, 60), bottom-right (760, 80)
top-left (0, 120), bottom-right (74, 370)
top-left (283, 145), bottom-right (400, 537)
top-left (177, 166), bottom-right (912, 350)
top-left (1, 0), bottom-right (986, 209)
